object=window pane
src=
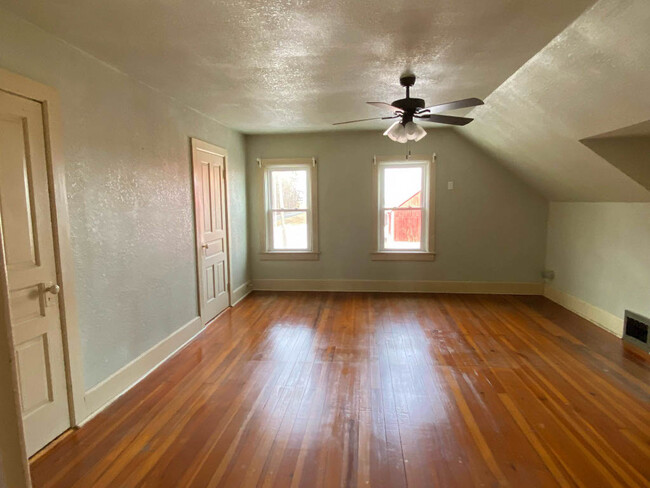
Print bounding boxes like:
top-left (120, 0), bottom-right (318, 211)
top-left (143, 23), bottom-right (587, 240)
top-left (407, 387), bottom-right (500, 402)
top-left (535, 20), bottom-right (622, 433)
top-left (383, 209), bottom-right (422, 249)
top-left (382, 166), bottom-right (422, 208)
top-left (271, 169), bottom-right (308, 209)
top-left (272, 211), bottom-right (308, 250)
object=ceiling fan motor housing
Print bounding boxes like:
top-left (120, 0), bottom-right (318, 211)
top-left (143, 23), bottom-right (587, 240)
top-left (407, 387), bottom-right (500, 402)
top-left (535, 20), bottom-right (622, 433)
top-left (391, 97), bottom-right (425, 113)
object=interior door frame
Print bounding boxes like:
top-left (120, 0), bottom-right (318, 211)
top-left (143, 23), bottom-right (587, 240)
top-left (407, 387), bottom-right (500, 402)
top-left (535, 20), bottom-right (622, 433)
top-left (190, 138), bottom-right (234, 324)
top-left (0, 69), bottom-right (86, 439)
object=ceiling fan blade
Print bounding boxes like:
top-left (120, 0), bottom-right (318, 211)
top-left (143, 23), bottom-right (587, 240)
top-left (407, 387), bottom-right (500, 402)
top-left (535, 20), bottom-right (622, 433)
top-left (416, 114), bottom-right (474, 126)
top-left (332, 116), bottom-right (397, 126)
top-left (367, 102), bottom-right (403, 113)
top-left (418, 97), bottom-right (484, 114)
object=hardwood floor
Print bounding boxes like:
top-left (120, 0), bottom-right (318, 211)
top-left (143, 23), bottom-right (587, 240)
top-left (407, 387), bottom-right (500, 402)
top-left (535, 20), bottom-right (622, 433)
top-left (30, 292), bottom-right (650, 487)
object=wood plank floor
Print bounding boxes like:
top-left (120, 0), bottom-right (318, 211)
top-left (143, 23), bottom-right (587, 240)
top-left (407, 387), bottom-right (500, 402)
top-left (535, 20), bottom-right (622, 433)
top-left (31, 292), bottom-right (650, 487)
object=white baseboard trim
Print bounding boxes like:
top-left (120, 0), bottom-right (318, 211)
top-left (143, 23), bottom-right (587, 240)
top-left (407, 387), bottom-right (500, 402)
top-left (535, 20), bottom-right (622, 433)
top-left (231, 281), bottom-right (254, 306)
top-left (82, 316), bottom-right (205, 422)
top-left (544, 285), bottom-right (623, 338)
top-left (252, 279), bottom-right (544, 295)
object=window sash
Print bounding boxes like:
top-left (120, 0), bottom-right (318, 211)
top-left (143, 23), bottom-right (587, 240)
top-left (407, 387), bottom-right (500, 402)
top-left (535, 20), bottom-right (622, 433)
top-left (269, 167), bottom-right (309, 211)
top-left (378, 161), bottom-right (429, 252)
top-left (265, 165), bottom-right (313, 252)
top-left (268, 209), bottom-right (310, 251)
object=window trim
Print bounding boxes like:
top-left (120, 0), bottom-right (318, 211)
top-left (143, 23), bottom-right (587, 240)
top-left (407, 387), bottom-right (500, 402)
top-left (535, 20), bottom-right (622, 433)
top-left (258, 158), bottom-right (319, 260)
top-left (371, 154), bottom-right (436, 261)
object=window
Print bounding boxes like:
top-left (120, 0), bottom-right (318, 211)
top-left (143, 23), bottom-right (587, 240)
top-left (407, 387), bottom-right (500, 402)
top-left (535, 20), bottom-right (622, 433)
top-left (259, 158), bottom-right (319, 260)
top-left (372, 156), bottom-right (435, 261)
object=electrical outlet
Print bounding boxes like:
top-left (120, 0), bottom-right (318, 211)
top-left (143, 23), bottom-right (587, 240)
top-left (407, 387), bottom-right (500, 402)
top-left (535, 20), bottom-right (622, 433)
top-left (447, 181), bottom-right (454, 190)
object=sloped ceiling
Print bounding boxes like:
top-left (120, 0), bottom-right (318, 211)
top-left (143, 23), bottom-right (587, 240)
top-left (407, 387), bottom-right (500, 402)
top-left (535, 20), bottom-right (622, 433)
top-left (463, 0), bottom-right (650, 202)
top-left (0, 0), bottom-right (592, 133)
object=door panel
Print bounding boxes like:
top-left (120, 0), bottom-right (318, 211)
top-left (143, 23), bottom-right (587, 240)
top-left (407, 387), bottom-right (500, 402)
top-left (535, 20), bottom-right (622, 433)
top-left (1, 117), bottom-right (39, 268)
top-left (192, 141), bottom-right (229, 323)
top-left (16, 335), bottom-right (52, 414)
top-left (9, 285), bottom-right (45, 325)
top-left (201, 163), bottom-right (213, 234)
top-left (0, 91), bottom-right (70, 456)
top-left (215, 261), bottom-right (226, 295)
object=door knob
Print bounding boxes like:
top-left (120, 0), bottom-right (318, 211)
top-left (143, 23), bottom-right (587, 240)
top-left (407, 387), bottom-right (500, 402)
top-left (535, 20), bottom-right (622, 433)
top-left (45, 283), bottom-right (60, 295)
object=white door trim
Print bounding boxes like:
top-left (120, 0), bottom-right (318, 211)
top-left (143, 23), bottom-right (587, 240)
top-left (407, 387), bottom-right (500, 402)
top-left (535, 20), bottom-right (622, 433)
top-left (190, 138), bottom-right (234, 322)
top-left (0, 69), bottom-right (86, 428)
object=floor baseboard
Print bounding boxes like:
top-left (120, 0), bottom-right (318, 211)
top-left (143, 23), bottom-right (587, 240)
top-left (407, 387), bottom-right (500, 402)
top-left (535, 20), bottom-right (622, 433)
top-left (82, 316), bottom-right (204, 422)
top-left (544, 285), bottom-right (623, 338)
top-left (231, 281), bottom-right (254, 306)
top-left (252, 279), bottom-right (544, 295)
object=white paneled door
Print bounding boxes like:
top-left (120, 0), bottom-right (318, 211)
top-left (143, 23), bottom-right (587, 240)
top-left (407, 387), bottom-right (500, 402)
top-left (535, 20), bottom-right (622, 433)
top-left (0, 91), bottom-right (70, 456)
top-left (191, 140), bottom-right (230, 324)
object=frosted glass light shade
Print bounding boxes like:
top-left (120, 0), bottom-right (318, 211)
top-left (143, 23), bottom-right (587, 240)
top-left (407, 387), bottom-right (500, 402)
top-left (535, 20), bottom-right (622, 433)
top-left (404, 121), bottom-right (418, 140)
top-left (385, 121), bottom-right (410, 143)
top-left (405, 121), bottom-right (427, 141)
top-left (412, 123), bottom-right (427, 141)
top-left (385, 120), bottom-right (426, 143)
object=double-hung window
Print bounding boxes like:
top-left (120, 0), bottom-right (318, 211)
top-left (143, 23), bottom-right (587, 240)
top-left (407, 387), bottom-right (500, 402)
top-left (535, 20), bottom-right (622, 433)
top-left (372, 156), bottom-right (435, 260)
top-left (260, 158), bottom-right (319, 260)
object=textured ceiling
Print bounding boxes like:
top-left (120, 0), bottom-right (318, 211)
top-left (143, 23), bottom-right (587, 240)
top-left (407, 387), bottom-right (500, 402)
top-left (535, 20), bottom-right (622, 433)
top-left (0, 0), bottom-right (593, 133)
top-left (3, 0), bottom-right (647, 202)
top-left (463, 0), bottom-right (650, 202)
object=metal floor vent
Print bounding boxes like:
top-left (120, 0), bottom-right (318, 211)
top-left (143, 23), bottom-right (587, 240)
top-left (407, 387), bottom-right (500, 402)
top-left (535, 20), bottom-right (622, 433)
top-left (623, 310), bottom-right (650, 353)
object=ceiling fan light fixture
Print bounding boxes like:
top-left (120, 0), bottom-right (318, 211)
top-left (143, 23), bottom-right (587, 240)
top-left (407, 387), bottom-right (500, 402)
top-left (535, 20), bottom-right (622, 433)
top-left (404, 121), bottom-right (417, 140)
top-left (412, 123), bottom-right (427, 142)
top-left (383, 120), bottom-right (400, 137)
top-left (385, 121), bottom-right (408, 143)
top-left (404, 121), bottom-right (427, 142)
top-left (385, 120), bottom-right (426, 144)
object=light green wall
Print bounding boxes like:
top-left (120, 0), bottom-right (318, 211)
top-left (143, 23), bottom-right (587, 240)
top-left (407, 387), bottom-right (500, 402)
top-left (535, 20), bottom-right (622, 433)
top-left (0, 9), bottom-right (249, 389)
top-left (246, 130), bottom-right (548, 283)
top-left (546, 202), bottom-right (650, 319)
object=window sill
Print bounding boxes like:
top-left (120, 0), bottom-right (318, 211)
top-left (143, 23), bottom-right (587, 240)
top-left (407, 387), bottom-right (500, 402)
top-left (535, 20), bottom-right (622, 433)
top-left (260, 252), bottom-right (320, 261)
top-left (370, 251), bottom-right (436, 262)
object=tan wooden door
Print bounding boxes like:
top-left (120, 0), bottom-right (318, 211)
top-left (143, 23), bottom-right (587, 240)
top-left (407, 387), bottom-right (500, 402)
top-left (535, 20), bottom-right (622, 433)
top-left (191, 140), bottom-right (230, 324)
top-left (0, 91), bottom-right (70, 456)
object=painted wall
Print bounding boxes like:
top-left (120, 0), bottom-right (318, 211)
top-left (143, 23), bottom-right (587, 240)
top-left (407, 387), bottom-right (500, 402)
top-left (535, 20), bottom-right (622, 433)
top-left (246, 130), bottom-right (548, 283)
top-left (0, 9), bottom-right (249, 389)
top-left (546, 203), bottom-right (650, 320)
top-left (581, 134), bottom-right (650, 192)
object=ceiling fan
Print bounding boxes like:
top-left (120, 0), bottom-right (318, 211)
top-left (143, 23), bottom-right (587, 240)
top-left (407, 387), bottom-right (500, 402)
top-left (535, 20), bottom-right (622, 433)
top-left (333, 73), bottom-right (484, 143)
